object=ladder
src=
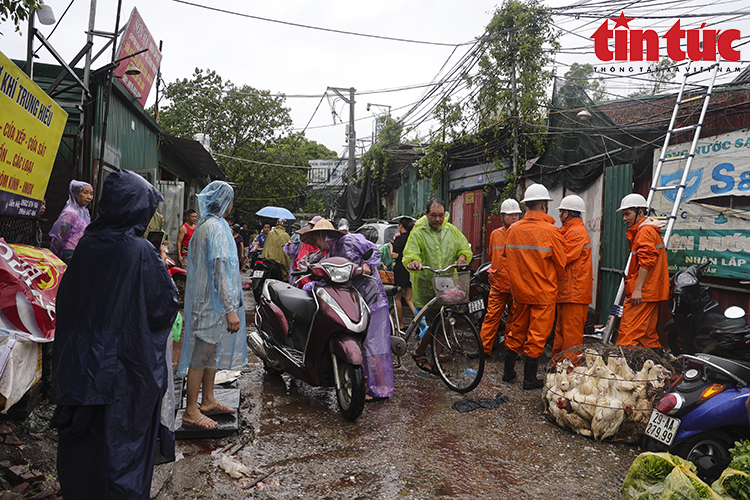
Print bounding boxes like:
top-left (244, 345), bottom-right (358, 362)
top-left (602, 61), bottom-right (721, 344)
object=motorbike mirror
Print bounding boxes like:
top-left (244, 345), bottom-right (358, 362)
top-left (363, 248), bottom-right (374, 261)
top-left (725, 306), bottom-right (747, 319)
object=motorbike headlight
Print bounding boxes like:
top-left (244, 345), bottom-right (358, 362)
top-left (676, 273), bottom-right (698, 286)
top-left (322, 262), bottom-right (353, 284)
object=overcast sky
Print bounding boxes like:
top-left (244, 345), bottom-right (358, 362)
top-left (2, 0), bottom-right (748, 158)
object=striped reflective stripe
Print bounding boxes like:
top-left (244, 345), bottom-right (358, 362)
top-left (655, 244), bottom-right (665, 249)
top-left (506, 244), bottom-right (551, 253)
top-left (583, 244), bottom-right (592, 249)
top-left (630, 251), bottom-right (637, 255)
top-left (492, 246), bottom-right (503, 250)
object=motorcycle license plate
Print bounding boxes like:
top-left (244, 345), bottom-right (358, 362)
top-left (645, 410), bottom-right (680, 446)
top-left (253, 270), bottom-right (265, 279)
top-left (468, 298), bottom-right (484, 314)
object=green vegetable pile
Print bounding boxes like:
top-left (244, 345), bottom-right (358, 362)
top-left (712, 440), bottom-right (750, 500)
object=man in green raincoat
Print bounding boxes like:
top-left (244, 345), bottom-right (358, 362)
top-left (403, 198), bottom-right (472, 373)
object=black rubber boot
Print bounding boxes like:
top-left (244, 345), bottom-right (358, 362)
top-left (522, 356), bottom-right (544, 390)
top-left (502, 350), bottom-right (518, 382)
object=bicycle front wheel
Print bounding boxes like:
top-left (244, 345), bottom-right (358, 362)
top-left (431, 309), bottom-right (484, 393)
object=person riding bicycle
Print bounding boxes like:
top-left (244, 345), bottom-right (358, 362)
top-left (403, 198), bottom-right (472, 373)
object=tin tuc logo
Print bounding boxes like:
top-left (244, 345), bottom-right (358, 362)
top-left (591, 12), bottom-right (741, 62)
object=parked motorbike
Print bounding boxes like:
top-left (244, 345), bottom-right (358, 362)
top-left (647, 351), bottom-right (750, 482)
top-left (665, 262), bottom-right (750, 359)
top-left (248, 251), bottom-right (373, 421)
top-left (251, 257), bottom-right (283, 303)
top-left (468, 261), bottom-right (490, 326)
top-left (165, 255), bottom-right (187, 305)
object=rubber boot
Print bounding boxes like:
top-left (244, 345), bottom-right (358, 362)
top-left (502, 350), bottom-right (518, 382)
top-left (523, 356), bottom-right (544, 390)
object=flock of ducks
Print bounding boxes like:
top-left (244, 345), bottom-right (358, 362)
top-left (542, 349), bottom-right (672, 442)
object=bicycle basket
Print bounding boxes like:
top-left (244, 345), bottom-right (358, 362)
top-left (431, 271), bottom-right (470, 305)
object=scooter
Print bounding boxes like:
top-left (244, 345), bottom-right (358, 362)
top-left (665, 262), bottom-right (749, 358)
top-left (647, 351), bottom-right (750, 482)
top-left (248, 251), bottom-right (372, 421)
top-left (165, 255), bottom-right (187, 304)
top-left (467, 261), bottom-right (490, 326)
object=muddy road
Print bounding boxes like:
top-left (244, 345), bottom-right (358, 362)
top-left (151, 292), bottom-right (642, 500)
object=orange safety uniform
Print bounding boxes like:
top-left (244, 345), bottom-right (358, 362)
top-left (479, 226), bottom-right (513, 355)
top-left (552, 217), bottom-right (593, 357)
top-left (504, 211), bottom-right (567, 358)
top-left (617, 218), bottom-right (670, 348)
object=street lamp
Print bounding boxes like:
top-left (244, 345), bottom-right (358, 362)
top-left (36, 1), bottom-right (56, 25)
top-left (366, 103), bottom-right (391, 115)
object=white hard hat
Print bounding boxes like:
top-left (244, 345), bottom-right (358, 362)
top-left (521, 183), bottom-right (553, 203)
top-left (500, 199), bottom-right (522, 214)
top-left (557, 195), bottom-right (586, 213)
top-left (617, 193), bottom-right (648, 212)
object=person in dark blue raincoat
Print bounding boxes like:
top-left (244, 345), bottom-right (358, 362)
top-left (50, 169), bottom-right (179, 500)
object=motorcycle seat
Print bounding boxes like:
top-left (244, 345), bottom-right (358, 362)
top-left (383, 284), bottom-right (401, 297)
top-left (267, 281), bottom-right (317, 325)
top-left (695, 353), bottom-right (750, 383)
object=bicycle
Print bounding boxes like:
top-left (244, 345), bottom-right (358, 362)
top-left (387, 263), bottom-right (485, 393)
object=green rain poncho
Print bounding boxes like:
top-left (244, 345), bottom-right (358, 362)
top-left (402, 212), bottom-right (472, 308)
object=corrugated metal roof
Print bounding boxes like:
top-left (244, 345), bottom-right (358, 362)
top-left (159, 135), bottom-right (227, 181)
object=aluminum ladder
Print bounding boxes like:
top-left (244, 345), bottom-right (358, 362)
top-left (602, 61), bottom-right (721, 344)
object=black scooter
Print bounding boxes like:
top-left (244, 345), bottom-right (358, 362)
top-left (665, 262), bottom-right (749, 359)
top-left (251, 257), bottom-right (283, 303)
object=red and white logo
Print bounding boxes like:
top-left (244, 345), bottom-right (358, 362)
top-left (591, 12), bottom-right (741, 62)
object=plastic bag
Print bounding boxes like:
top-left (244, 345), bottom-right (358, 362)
top-left (622, 452), bottom-right (723, 500)
top-left (171, 311), bottom-right (183, 342)
top-left (712, 468), bottom-right (750, 499)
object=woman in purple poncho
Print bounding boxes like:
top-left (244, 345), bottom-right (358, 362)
top-left (49, 180), bottom-right (93, 263)
top-left (301, 219), bottom-right (395, 399)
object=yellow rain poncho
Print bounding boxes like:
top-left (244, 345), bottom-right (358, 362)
top-left (402, 212), bottom-right (472, 308)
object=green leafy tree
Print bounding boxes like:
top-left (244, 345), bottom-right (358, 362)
top-left (158, 68), bottom-right (335, 216)
top-left (361, 116), bottom-right (402, 192)
top-left (417, 0), bottom-right (559, 191)
top-left (1, 0), bottom-right (37, 35)
top-left (630, 57), bottom-right (678, 97)
top-left (564, 63), bottom-right (607, 102)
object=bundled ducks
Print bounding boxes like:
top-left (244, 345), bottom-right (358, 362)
top-left (543, 349), bottom-right (670, 442)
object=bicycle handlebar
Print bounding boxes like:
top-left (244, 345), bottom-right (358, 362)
top-left (418, 262), bottom-right (469, 274)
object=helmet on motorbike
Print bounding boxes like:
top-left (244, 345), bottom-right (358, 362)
top-left (557, 195), bottom-right (586, 213)
top-left (500, 199), bottom-right (522, 214)
top-left (617, 193), bottom-right (648, 212)
top-left (521, 183), bottom-right (552, 203)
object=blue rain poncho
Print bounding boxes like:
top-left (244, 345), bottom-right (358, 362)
top-left (50, 169), bottom-right (179, 499)
top-left (177, 181), bottom-right (247, 377)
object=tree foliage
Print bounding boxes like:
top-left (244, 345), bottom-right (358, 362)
top-left (629, 57), bottom-right (678, 97)
top-left (360, 116), bottom-right (402, 194)
top-left (416, 0), bottom-right (559, 192)
top-left (157, 68), bottom-right (336, 218)
top-left (564, 63), bottom-right (607, 102)
top-left (1, 0), bottom-right (37, 35)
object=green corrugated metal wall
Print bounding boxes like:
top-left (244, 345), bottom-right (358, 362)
top-left (598, 163), bottom-right (633, 324)
top-left (397, 168), bottom-right (446, 217)
top-left (91, 82), bottom-right (159, 172)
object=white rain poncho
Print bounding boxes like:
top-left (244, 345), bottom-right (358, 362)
top-left (177, 181), bottom-right (247, 377)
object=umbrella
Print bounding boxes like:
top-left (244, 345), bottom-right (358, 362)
top-left (255, 206), bottom-right (296, 220)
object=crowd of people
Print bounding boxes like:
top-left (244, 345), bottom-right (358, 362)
top-left (18, 173), bottom-right (668, 499)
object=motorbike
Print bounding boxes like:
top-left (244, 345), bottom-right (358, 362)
top-left (467, 261), bottom-right (490, 326)
top-left (165, 255), bottom-right (187, 305)
top-left (665, 262), bottom-right (750, 359)
top-left (251, 256), bottom-right (283, 303)
top-left (248, 251), bottom-right (373, 421)
top-left (647, 351), bottom-right (750, 482)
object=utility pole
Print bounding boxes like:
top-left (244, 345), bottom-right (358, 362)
top-left (328, 87), bottom-right (356, 178)
top-left (510, 27), bottom-right (519, 180)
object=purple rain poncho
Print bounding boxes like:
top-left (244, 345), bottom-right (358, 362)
top-left (304, 233), bottom-right (394, 398)
top-left (49, 180), bottom-right (92, 263)
top-left (177, 181), bottom-right (247, 377)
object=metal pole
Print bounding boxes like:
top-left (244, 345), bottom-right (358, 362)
top-left (348, 87), bottom-right (356, 178)
top-left (25, 9), bottom-right (35, 77)
top-left (94, 0), bottom-right (123, 214)
top-left (510, 28), bottom-right (518, 178)
top-left (79, 0), bottom-right (97, 181)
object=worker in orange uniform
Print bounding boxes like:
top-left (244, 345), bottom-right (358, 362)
top-left (615, 193), bottom-right (669, 351)
top-left (552, 195), bottom-right (593, 357)
top-left (473, 199), bottom-right (522, 359)
top-left (503, 184), bottom-right (566, 389)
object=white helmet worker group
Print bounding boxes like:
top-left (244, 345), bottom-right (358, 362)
top-left (515, 183), bottom-right (646, 216)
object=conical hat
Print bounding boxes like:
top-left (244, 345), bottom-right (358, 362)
top-left (300, 219), bottom-right (344, 245)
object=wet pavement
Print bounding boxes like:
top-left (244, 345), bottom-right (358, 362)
top-left (150, 282), bottom-right (642, 500)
